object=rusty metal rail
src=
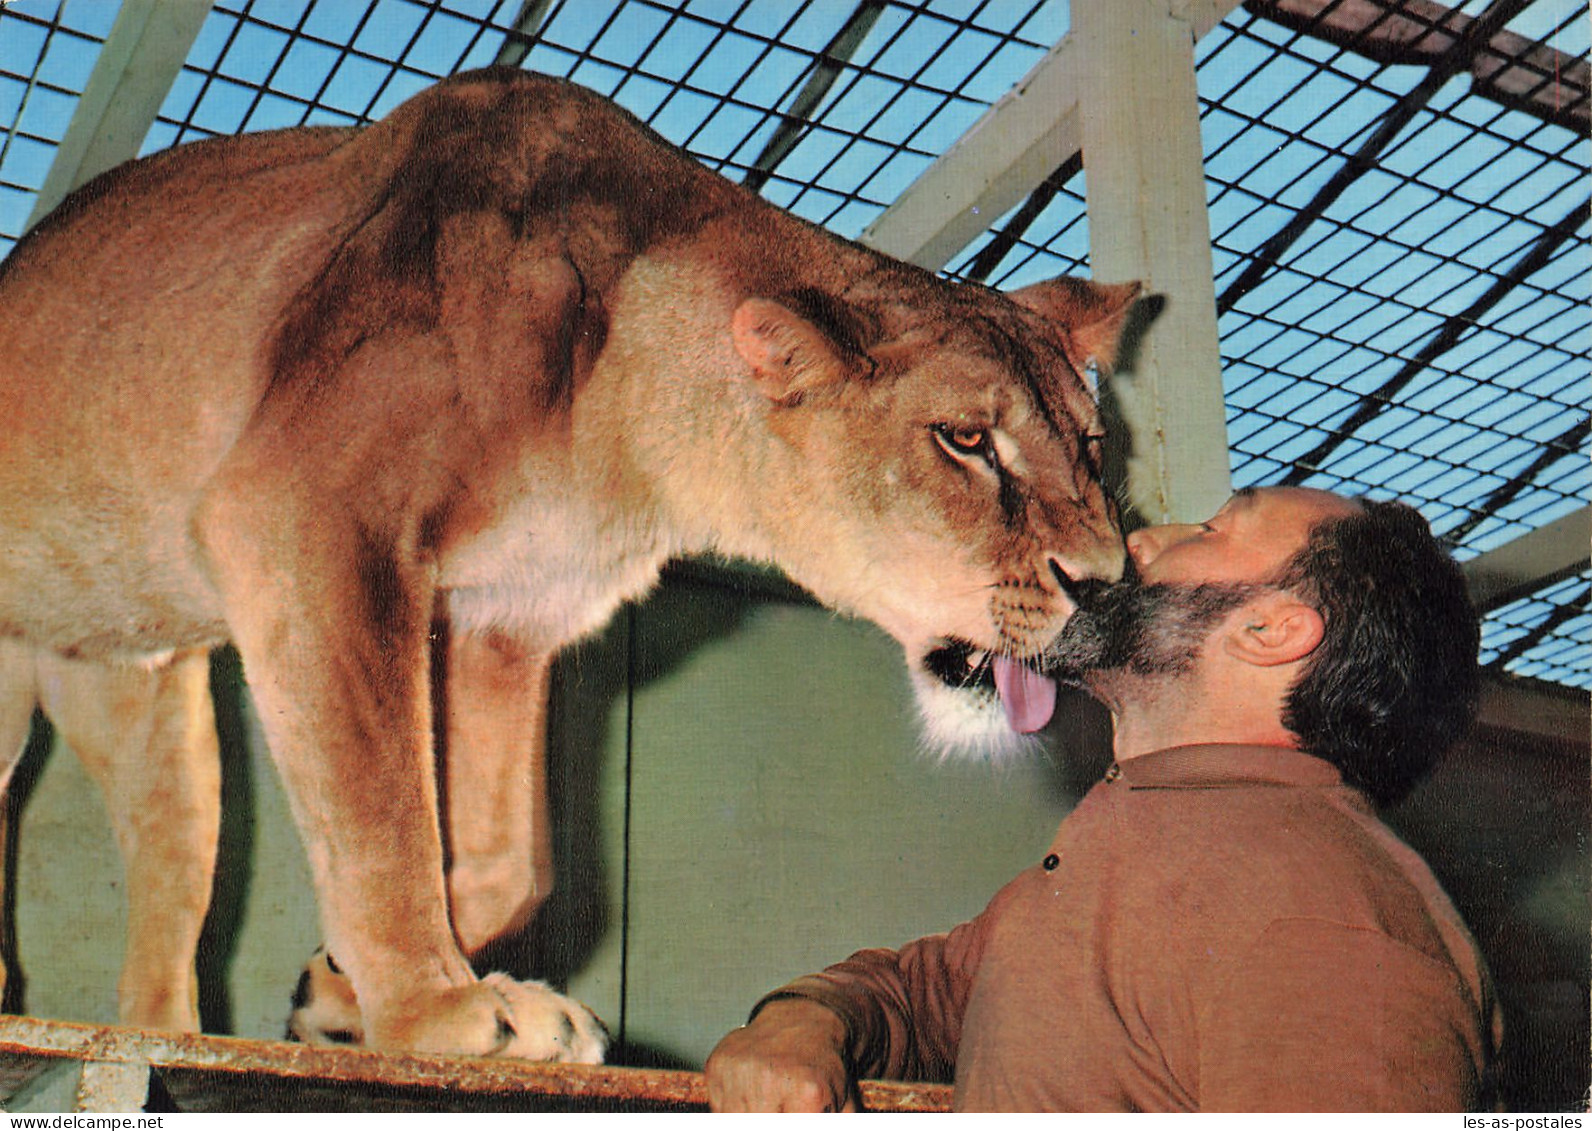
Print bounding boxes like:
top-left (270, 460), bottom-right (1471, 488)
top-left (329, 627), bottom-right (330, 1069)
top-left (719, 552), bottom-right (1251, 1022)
top-left (0, 1015), bottom-right (952, 1113)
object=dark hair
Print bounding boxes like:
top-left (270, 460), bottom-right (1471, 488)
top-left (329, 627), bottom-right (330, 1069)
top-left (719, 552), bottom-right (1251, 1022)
top-left (1274, 499), bottom-right (1480, 806)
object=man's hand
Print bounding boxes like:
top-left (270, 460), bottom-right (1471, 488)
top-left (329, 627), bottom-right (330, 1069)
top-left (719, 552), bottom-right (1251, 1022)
top-left (705, 997), bottom-right (858, 1112)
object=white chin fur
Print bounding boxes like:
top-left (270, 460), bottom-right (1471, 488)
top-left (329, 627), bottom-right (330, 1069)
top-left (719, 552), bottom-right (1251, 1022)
top-left (908, 669), bottom-right (1042, 762)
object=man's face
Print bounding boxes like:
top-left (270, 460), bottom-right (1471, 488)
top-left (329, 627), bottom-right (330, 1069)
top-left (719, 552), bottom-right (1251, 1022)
top-left (1123, 486), bottom-right (1359, 588)
top-left (1045, 487), bottom-right (1358, 687)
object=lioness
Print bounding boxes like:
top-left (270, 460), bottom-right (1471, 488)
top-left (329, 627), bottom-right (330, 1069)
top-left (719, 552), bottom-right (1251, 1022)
top-left (0, 68), bottom-right (1136, 1060)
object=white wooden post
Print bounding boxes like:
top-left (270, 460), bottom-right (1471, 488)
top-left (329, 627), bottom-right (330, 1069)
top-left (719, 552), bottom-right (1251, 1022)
top-left (27, 0), bottom-right (213, 230)
top-left (1075, 0), bottom-right (1233, 525)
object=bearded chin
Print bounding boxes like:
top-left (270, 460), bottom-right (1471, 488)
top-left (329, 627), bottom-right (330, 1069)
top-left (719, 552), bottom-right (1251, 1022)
top-left (1045, 580), bottom-right (1262, 688)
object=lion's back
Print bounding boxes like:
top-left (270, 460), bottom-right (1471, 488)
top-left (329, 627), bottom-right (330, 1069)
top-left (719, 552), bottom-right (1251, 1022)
top-left (0, 70), bottom-right (757, 654)
top-left (0, 69), bottom-right (723, 457)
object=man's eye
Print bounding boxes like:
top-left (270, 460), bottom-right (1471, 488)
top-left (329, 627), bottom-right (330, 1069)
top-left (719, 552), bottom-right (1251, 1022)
top-left (933, 424), bottom-right (990, 459)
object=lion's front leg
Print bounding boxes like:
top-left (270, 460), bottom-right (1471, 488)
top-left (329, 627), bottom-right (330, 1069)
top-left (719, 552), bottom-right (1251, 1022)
top-left (200, 488), bottom-right (517, 1057)
top-left (440, 627), bottom-right (555, 956)
top-left (285, 624), bottom-right (606, 1062)
top-left (440, 629), bottom-right (606, 1062)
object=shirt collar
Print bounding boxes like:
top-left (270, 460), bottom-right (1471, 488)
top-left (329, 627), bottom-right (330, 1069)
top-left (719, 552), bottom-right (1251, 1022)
top-left (1112, 744), bottom-right (1347, 791)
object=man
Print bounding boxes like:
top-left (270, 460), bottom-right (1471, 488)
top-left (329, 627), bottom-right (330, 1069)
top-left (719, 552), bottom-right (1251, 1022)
top-left (705, 486), bottom-right (1501, 1112)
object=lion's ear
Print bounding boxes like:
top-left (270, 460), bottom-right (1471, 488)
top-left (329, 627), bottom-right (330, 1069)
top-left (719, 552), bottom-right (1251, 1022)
top-left (1007, 278), bottom-right (1143, 381)
top-left (732, 296), bottom-right (858, 406)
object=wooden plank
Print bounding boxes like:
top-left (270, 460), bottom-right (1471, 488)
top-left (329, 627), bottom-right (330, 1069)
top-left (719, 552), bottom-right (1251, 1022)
top-left (1075, 0), bottom-right (1233, 525)
top-left (1247, 0), bottom-right (1588, 135)
top-left (73, 1060), bottom-right (150, 1114)
top-left (1475, 676), bottom-right (1589, 750)
top-left (0, 1014), bottom-right (952, 1112)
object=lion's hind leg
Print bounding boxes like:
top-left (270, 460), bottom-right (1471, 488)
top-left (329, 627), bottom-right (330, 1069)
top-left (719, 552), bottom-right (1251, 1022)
top-left (286, 946), bottom-right (363, 1045)
top-left (38, 648), bottom-right (219, 1033)
top-left (0, 640), bottom-right (36, 769)
top-left (440, 630), bottom-right (606, 1062)
top-left (0, 639), bottom-right (42, 1015)
top-left (0, 638), bottom-right (37, 805)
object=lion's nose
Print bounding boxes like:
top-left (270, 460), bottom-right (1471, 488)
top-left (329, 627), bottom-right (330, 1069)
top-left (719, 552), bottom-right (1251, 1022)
top-left (1048, 557), bottom-right (1114, 609)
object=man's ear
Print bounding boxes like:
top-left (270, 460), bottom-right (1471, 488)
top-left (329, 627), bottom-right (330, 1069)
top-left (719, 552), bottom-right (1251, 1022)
top-left (1222, 594), bottom-right (1325, 668)
top-left (732, 296), bottom-right (860, 406)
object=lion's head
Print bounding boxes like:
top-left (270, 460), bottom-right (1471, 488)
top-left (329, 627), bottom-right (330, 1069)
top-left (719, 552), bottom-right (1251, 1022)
top-left (727, 268), bottom-right (1140, 756)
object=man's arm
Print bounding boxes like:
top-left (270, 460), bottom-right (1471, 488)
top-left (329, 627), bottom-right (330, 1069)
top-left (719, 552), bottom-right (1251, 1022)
top-left (706, 895), bottom-right (1007, 1112)
top-left (705, 997), bottom-right (857, 1112)
top-left (1199, 917), bottom-right (1498, 1111)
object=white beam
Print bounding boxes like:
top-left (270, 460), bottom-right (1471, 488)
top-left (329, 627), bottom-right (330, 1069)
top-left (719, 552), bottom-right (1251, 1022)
top-left (858, 0), bottom-right (1241, 271)
top-left (1475, 676), bottom-right (1588, 748)
top-left (1170, 0), bottom-right (1250, 38)
top-left (1076, 0), bottom-right (1232, 524)
top-left (858, 34), bottom-right (1083, 269)
top-left (1463, 507), bottom-right (1590, 612)
top-left (27, 0), bottom-right (212, 229)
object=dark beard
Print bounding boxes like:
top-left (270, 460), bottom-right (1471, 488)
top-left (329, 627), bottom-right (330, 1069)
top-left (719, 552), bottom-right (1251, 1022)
top-left (1044, 578), bottom-right (1262, 685)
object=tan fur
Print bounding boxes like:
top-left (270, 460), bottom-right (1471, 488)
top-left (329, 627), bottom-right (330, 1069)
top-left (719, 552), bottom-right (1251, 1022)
top-left (0, 68), bottom-right (1135, 1058)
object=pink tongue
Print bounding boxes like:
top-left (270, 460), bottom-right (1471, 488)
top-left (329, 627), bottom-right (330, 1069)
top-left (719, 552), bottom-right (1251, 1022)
top-left (992, 656), bottom-right (1058, 734)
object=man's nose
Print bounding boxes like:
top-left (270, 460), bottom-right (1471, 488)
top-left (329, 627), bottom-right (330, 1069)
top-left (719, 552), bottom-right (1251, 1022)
top-left (1126, 523), bottom-right (1201, 568)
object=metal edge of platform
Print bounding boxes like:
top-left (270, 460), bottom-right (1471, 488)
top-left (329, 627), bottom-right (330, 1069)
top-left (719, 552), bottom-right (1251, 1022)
top-left (0, 1014), bottom-right (953, 1113)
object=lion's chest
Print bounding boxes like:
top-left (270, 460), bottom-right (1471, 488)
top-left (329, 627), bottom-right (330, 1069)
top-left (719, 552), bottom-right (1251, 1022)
top-left (440, 493), bottom-right (673, 652)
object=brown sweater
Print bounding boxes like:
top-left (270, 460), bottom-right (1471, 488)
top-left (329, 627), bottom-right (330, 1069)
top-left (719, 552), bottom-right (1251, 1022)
top-left (766, 744), bottom-right (1501, 1112)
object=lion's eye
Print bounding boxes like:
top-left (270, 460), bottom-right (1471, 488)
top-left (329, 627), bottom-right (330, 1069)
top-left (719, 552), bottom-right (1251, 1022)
top-left (933, 424), bottom-right (990, 460)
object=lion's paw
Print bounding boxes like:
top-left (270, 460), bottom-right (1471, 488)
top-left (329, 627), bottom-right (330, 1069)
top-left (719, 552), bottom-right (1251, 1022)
top-left (482, 972), bottom-right (609, 1064)
top-left (286, 948), bottom-right (364, 1046)
top-left (285, 950), bottom-right (607, 1064)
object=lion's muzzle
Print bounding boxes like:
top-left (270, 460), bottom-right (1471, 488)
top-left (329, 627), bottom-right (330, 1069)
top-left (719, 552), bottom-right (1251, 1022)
top-left (922, 640), bottom-right (1056, 735)
top-left (1049, 557), bottom-right (1116, 614)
